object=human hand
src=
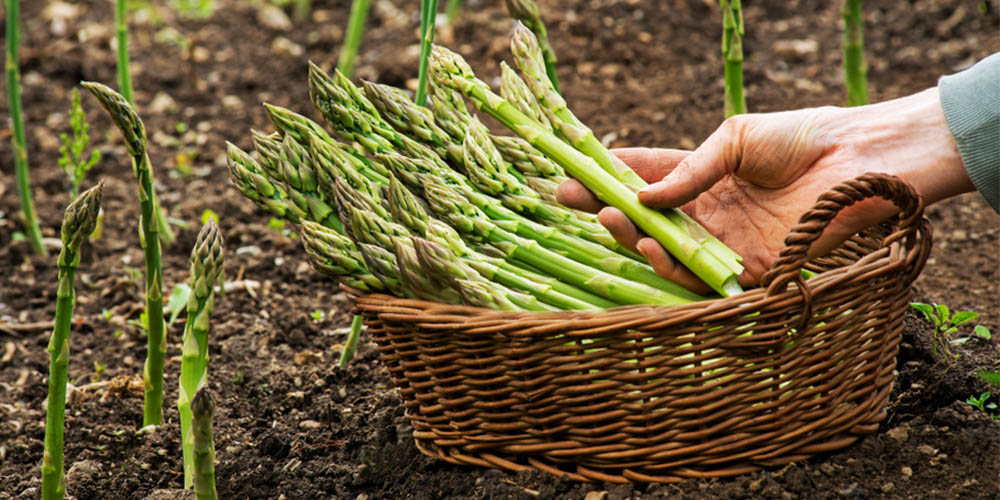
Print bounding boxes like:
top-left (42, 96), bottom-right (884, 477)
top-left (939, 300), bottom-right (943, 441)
top-left (558, 88), bottom-right (972, 293)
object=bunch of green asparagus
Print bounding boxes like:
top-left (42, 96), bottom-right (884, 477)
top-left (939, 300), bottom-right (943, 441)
top-left (227, 27), bottom-right (744, 311)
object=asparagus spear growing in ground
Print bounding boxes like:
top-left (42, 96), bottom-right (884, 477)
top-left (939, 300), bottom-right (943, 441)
top-left (178, 219), bottom-right (224, 489)
top-left (83, 81), bottom-right (168, 425)
top-left (6, 0), bottom-right (47, 257)
top-left (720, 0), bottom-right (747, 117)
top-left (41, 182), bottom-right (103, 500)
top-left (337, 0), bottom-right (372, 78)
top-left (430, 45), bottom-right (743, 296)
top-left (339, 315), bottom-right (363, 367)
top-left (842, 0), bottom-right (868, 106)
top-left (416, 0), bottom-right (440, 106)
top-left (191, 388), bottom-right (218, 500)
top-left (504, 0), bottom-right (560, 93)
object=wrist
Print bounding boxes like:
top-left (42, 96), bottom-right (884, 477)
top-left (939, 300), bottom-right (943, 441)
top-left (838, 88), bottom-right (973, 205)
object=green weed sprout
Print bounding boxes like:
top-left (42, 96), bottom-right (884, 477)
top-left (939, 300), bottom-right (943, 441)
top-left (83, 81), bottom-right (168, 425)
top-left (178, 219), bottom-right (224, 489)
top-left (965, 392), bottom-right (997, 416)
top-left (445, 0), bottom-right (462, 25)
top-left (910, 302), bottom-right (980, 358)
top-left (719, 0), bottom-right (746, 117)
top-left (191, 387), bottom-right (218, 500)
top-left (41, 182), bottom-right (104, 500)
top-left (6, 0), bottom-right (47, 256)
top-left (59, 88), bottom-right (102, 199)
top-left (842, 0), bottom-right (869, 106)
top-left (337, 0), bottom-right (371, 78)
top-left (415, 0), bottom-right (440, 106)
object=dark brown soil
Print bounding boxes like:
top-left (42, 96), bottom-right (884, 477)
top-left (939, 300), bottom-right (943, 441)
top-left (1, 0), bottom-right (998, 498)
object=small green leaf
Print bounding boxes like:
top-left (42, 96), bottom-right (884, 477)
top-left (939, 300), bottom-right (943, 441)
top-left (268, 217), bottom-right (286, 230)
top-left (974, 325), bottom-right (991, 339)
top-left (949, 311), bottom-right (979, 327)
top-left (935, 303), bottom-right (950, 322)
top-left (165, 283), bottom-right (192, 328)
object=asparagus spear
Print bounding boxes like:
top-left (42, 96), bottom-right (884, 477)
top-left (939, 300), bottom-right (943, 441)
top-left (337, 0), bottom-right (371, 78)
top-left (388, 175), bottom-right (614, 309)
top-left (178, 219), bottom-right (224, 489)
top-left (83, 81), bottom-right (169, 424)
top-left (299, 221), bottom-right (386, 292)
top-left (7, 0), bottom-right (47, 257)
top-left (430, 45), bottom-right (744, 296)
top-left (504, 0), bottom-right (559, 93)
top-left (227, 143), bottom-right (302, 225)
top-left (380, 152), bottom-right (701, 300)
top-left (41, 182), bottom-right (103, 500)
top-left (339, 315), bottom-right (364, 367)
top-left (499, 61), bottom-right (553, 132)
top-left (842, 0), bottom-right (868, 106)
top-left (356, 242), bottom-right (412, 296)
top-left (190, 388), bottom-right (218, 500)
top-left (720, 0), bottom-right (747, 117)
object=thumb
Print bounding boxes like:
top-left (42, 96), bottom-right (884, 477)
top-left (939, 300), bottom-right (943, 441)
top-left (612, 147), bottom-right (690, 184)
top-left (637, 117), bottom-right (747, 208)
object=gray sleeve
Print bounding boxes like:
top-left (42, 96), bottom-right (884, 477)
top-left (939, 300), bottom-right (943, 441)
top-left (938, 52), bottom-right (1000, 213)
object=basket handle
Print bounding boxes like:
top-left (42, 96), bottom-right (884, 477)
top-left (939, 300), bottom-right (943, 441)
top-left (761, 172), bottom-right (927, 297)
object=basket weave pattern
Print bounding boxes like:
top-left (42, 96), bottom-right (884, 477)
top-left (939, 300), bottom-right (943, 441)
top-left (351, 173), bottom-right (932, 483)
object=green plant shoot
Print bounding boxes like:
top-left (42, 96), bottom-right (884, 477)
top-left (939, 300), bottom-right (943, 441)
top-left (191, 388), bottom-right (218, 500)
top-left (41, 182), bottom-right (103, 500)
top-left (445, 0), bottom-right (462, 25)
top-left (505, 0), bottom-right (559, 93)
top-left (337, 0), bottom-right (371, 78)
top-left (59, 88), bottom-right (102, 199)
top-left (83, 81), bottom-right (168, 426)
top-left (340, 315), bottom-right (363, 367)
top-left (720, 0), bottom-right (746, 117)
top-left (416, 0), bottom-right (440, 106)
top-left (842, 0), bottom-right (869, 106)
top-left (6, 0), bottom-right (48, 257)
top-left (178, 219), bottom-right (224, 489)
top-left (910, 302), bottom-right (980, 358)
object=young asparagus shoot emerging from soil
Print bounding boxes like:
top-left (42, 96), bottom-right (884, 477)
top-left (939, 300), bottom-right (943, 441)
top-left (504, 0), bottom-right (560, 93)
top-left (83, 81), bottom-right (168, 426)
top-left (337, 0), bottom-right (371, 77)
top-left (191, 387), bottom-right (218, 500)
top-left (59, 88), bottom-right (102, 199)
top-left (6, 0), bottom-right (47, 257)
top-left (430, 44), bottom-right (744, 296)
top-left (41, 182), bottom-right (104, 500)
top-left (416, 0), bottom-right (440, 106)
top-left (842, 0), bottom-right (869, 105)
top-left (340, 315), bottom-right (363, 367)
top-left (720, 0), bottom-right (746, 117)
top-left (178, 219), bottom-right (224, 489)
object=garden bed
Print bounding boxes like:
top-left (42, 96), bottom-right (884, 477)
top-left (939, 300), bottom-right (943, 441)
top-left (1, 0), bottom-right (998, 498)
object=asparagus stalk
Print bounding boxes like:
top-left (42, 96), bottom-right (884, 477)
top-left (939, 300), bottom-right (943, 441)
top-left (504, 0), bottom-right (559, 93)
top-left (178, 220), bottom-right (224, 489)
top-left (430, 46), bottom-right (744, 296)
top-left (362, 80), bottom-right (462, 163)
top-left (339, 315), bottom-right (363, 367)
top-left (113, 1), bottom-right (176, 247)
top-left (83, 82), bottom-right (168, 424)
top-left (416, 0), bottom-right (440, 106)
top-left (842, 0), bottom-right (868, 106)
top-left (115, 0), bottom-right (134, 105)
top-left (720, 0), bottom-right (747, 117)
top-left (6, 0), bottom-right (47, 257)
top-left (337, 0), bottom-right (372, 78)
top-left (41, 183), bottom-right (103, 500)
top-left (191, 388), bottom-right (218, 500)
top-left (227, 143), bottom-right (302, 225)
top-left (388, 175), bottom-right (615, 309)
top-left (445, 0), bottom-right (462, 25)
top-left (356, 242), bottom-right (412, 296)
top-left (379, 152), bottom-right (701, 300)
top-left (499, 61), bottom-right (553, 132)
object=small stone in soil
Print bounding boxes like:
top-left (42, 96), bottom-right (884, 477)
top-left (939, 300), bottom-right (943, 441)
top-left (902, 466), bottom-right (913, 478)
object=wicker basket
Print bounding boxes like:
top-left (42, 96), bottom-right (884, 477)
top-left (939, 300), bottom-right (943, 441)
top-left (349, 173), bottom-right (932, 483)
